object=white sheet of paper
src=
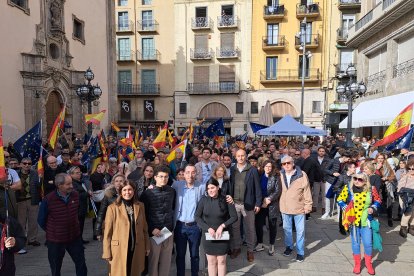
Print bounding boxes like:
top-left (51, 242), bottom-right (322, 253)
top-left (205, 231), bottom-right (230, 241)
top-left (151, 227), bottom-right (172, 245)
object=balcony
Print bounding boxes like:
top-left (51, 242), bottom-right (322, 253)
top-left (116, 20), bottom-right (134, 33)
top-left (191, 17), bottom-right (213, 30)
top-left (263, 5), bottom-right (285, 20)
top-left (262, 36), bottom-right (286, 50)
top-left (190, 48), bottom-right (214, 60)
top-left (117, 84), bottom-right (160, 96)
top-left (295, 34), bottom-right (320, 49)
top-left (335, 63), bottom-right (357, 77)
top-left (117, 51), bottom-right (135, 62)
top-left (187, 82), bottom-right (240, 94)
top-left (336, 28), bottom-right (349, 43)
top-left (217, 15), bottom-right (239, 29)
top-left (136, 50), bottom-right (160, 62)
top-left (367, 70), bottom-right (386, 86)
top-left (260, 69), bottom-right (320, 83)
top-left (338, 0), bottom-right (361, 11)
top-left (393, 57), bottom-right (414, 78)
top-left (137, 20), bottom-right (159, 33)
top-left (296, 3), bottom-right (320, 19)
top-left (216, 47), bottom-right (240, 59)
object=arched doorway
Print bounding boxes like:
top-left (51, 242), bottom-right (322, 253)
top-left (46, 91), bottom-right (64, 137)
top-left (271, 101), bottom-right (297, 122)
top-left (199, 102), bottom-right (232, 134)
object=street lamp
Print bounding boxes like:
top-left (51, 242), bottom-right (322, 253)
top-left (336, 64), bottom-right (367, 148)
top-left (298, 18), bottom-right (312, 124)
top-left (76, 67), bottom-right (103, 136)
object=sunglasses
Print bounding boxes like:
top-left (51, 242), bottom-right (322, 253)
top-left (22, 162), bottom-right (32, 165)
top-left (281, 162), bottom-right (292, 166)
top-left (353, 177), bottom-right (365, 183)
top-left (408, 168), bottom-right (414, 171)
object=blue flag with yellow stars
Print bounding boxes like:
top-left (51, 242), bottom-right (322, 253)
top-left (203, 118), bottom-right (226, 138)
top-left (13, 121), bottom-right (43, 162)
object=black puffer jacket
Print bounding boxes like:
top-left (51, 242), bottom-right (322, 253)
top-left (141, 185), bottom-right (176, 236)
top-left (94, 187), bottom-right (117, 236)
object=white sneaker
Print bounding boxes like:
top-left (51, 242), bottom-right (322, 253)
top-left (321, 213), bottom-right (331, 220)
top-left (18, 249), bottom-right (27, 254)
top-left (253, 243), bottom-right (265, 252)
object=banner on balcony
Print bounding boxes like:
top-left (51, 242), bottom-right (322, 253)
top-left (144, 100), bottom-right (155, 120)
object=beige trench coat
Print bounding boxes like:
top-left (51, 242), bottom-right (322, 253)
top-left (102, 201), bottom-right (150, 275)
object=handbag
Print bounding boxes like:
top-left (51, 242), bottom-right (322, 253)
top-left (325, 185), bottom-right (335, 199)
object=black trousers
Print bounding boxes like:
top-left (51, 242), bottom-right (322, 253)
top-left (78, 215), bottom-right (86, 239)
top-left (255, 208), bottom-right (277, 245)
top-left (47, 238), bottom-right (87, 276)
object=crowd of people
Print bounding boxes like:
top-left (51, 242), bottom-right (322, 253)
top-left (1, 131), bottom-right (414, 276)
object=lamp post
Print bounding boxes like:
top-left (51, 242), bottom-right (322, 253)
top-left (299, 18), bottom-right (312, 124)
top-left (76, 67), bottom-right (103, 136)
top-left (336, 64), bottom-right (367, 148)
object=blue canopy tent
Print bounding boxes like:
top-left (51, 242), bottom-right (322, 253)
top-left (256, 115), bottom-right (326, 136)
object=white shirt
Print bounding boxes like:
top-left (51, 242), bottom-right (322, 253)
top-left (7, 168), bottom-right (20, 184)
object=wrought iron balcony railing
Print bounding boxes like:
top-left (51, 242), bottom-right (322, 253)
top-left (263, 5), bottom-right (285, 19)
top-left (296, 3), bottom-right (320, 18)
top-left (116, 20), bottom-right (134, 32)
top-left (217, 15), bottom-right (239, 28)
top-left (190, 48), bottom-right (214, 60)
top-left (187, 82), bottom-right (240, 94)
top-left (136, 50), bottom-right (160, 61)
top-left (216, 47), bottom-right (240, 58)
top-left (260, 69), bottom-right (320, 82)
top-left (393, 58), bottom-right (414, 78)
top-left (262, 35), bottom-right (286, 49)
top-left (191, 17), bottom-right (213, 30)
top-left (337, 28), bottom-right (349, 42)
top-left (295, 34), bottom-right (320, 48)
top-left (117, 51), bottom-right (135, 62)
top-left (137, 20), bottom-right (159, 32)
top-left (367, 70), bottom-right (386, 85)
top-left (117, 84), bottom-right (160, 95)
top-left (338, 0), bottom-right (361, 10)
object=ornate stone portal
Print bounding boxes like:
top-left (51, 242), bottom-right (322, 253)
top-left (20, 0), bottom-right (89, 137)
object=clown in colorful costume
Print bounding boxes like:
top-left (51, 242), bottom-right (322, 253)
top-left (336, 173), bottom-right (381, 275)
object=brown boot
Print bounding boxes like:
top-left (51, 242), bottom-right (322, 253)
top-left (409, 225), bottom-right (414, 236)
top-left (399, 226), bottom-right (408, 238)
top-left (230, 248), bottom-right (241, 259)
top-left (247, 251), bottom-right (254, 262)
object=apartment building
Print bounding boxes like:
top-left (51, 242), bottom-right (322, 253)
top-left (343, 0), bottom-right (414, 138)
top-left (115, 0), bottom-right (175, 135)
top-left (0, 0), bottom-right (115, 142)
top-left (250, 0), bottom-right (328, 129)
top-left (174, 0), bottom-right (252, 135)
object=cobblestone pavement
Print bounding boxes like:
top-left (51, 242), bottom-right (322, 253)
top-left (16, 213), bottom-right (414, 276)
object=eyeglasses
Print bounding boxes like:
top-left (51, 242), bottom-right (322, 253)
top-left (22, 162), bottom-right (32, 165)
top-left (353, 177), bottom-right (365, 183)
top-left (295, 154), bottom-right (300, 156)
top-left (281, 162), bottom-right (292, 166)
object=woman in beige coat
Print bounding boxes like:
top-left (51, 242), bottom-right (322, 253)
top-left (102, 180), bottom-right (150, 276)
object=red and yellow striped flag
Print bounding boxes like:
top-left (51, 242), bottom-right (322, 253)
top-left (167, 130), bottom-right (175, 148)
top-left (85, 110), bottom-right (106, 125)
top-left (37, 150), bottom-right (44, 177)
top-left (111, 122), bottom-right (120, 132)
top-left (375, 103), bottom-right (413, 147)
top-left (0, 111), bottom-right (6, 180)
top-left (153, 123), bottom-right (168, 151)
top-left (48, 106), bottom-right (66, 149)
top-left (166, 140), bottom-right (187, 163)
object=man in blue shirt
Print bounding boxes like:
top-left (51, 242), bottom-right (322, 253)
top-left (172, 164), bottom-right (205, 276)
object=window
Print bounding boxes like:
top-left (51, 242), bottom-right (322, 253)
top-left (194, 34), bottom-right (209, 58)
top-left (196, 7), bottom-right (207, 17)
top-left (118, 12), bottom-right (129, 31)
top-left (120, 100), bottom-right (131, 120)
top-left (142, 0), bottom-right (152, 5)
top-left (251, 102), bottom-right (259, 114)
top-left (142, 37), bottom-right (155, 59)
top-left (267, 0), bottom-right (279, 5)
top-left (221, 5), bottom-right (234, 16)
top-left (195, 7), bottom-right (208, 28)
top-left (118, 38), bottom-right (131, 60)
top-left (266, 57), bottom-right (278, 80)
top-left (397, 35), bottom-right (414, 64)
top-left (339, 49), bottom-right (354, 72)
top-left (312, 101), bottom-right (322, 113)
top-left (118, 70), bottom-right (132, 93)
top-left (300, 22), bottom-right (312, 44)
top-left (8, 0), bottom-right (29, 14)
top-left (118, 0), bottom-right (128, 6)
top-left (299, 55), bottom-right (310, 78)
top-left (141, 70), bottom-right (156, 94)
top-left (368, 47), bottom-right (387, 76)
top-left (220, 33), bottom-right (235, 56)
top-left (267, 24), bottom-right (279, 45)
top-left (193, 66), bottom-right (209, 92)
top-left (73, 16), bottom-right (85, 44)
top-left (219, 65), bottom-right (236, 91)
top-left (142, 10), bottom-right (153, 30)
top-left (179, 103), bottom-right (187, 115)
top-left (236, 102), bottom-right (244, 114)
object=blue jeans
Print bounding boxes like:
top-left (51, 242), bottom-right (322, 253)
top-left (282, 213), bottom-right (305, 256)
top-left (174, 222), bottom-right (201, 276)
top-left (350, 225), bottom-right (372, 256)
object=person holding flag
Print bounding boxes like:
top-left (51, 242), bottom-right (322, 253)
top-left (167, 140), bottom-right (188, 180)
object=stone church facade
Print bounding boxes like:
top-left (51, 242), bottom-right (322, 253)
top-left (1, 0), bottom-right (116, 142)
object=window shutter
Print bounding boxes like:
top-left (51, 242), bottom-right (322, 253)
top-left (221, 33), bottom-right (234, 49)
top-left (194, 66), bottom-right (209, 83)
top-left (195, 34), bottom-right (208, 49)
top-left (219, 65), bottom-right (235, 82)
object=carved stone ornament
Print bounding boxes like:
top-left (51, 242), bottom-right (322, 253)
top-left (50, 0), bottom-right (62, 30)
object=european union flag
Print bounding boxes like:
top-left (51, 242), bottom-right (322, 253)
top-left (81, 136), bottom-right (99, 165)
top-left (203, 118), bottom-right (226, 138)
top-left (236, 132), bottom-right (248, 142)
top-left (13, 122), bottom-right (43, 162)
top-left (249, 122), bottom-right (268, 134)
top-left (386, 128), bottom-right (414, 151)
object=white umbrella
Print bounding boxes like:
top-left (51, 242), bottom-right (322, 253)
top-left (259, 100), bottom-right (273, 126)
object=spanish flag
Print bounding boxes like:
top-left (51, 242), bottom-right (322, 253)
top-left (167, 130), bottom-right (175, 148)
top-left (153, 123), bottom-right (168, 151)
top-left (135, 129), bottom-right (143, 147)
top-left (189, 123), bottom-right (194, 141)
top-left (37, 149), bottom-right (44, 177)
top-left (342, 201), bottom-right (356, 231)
top-left (111, 122), bottom-right (120, 132)
top-left (374, 103), bottom-right (413, 147)
top-left (0, 111), bottom-right (6, 180)
top-left (85, 110), bottom-right (106, 125)
top-left (48, 106), bottom-right (66, 150)
top-left (98, 130), bottom-right (108, 163)
top-left (166, 140), bottom-right (187, 163)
